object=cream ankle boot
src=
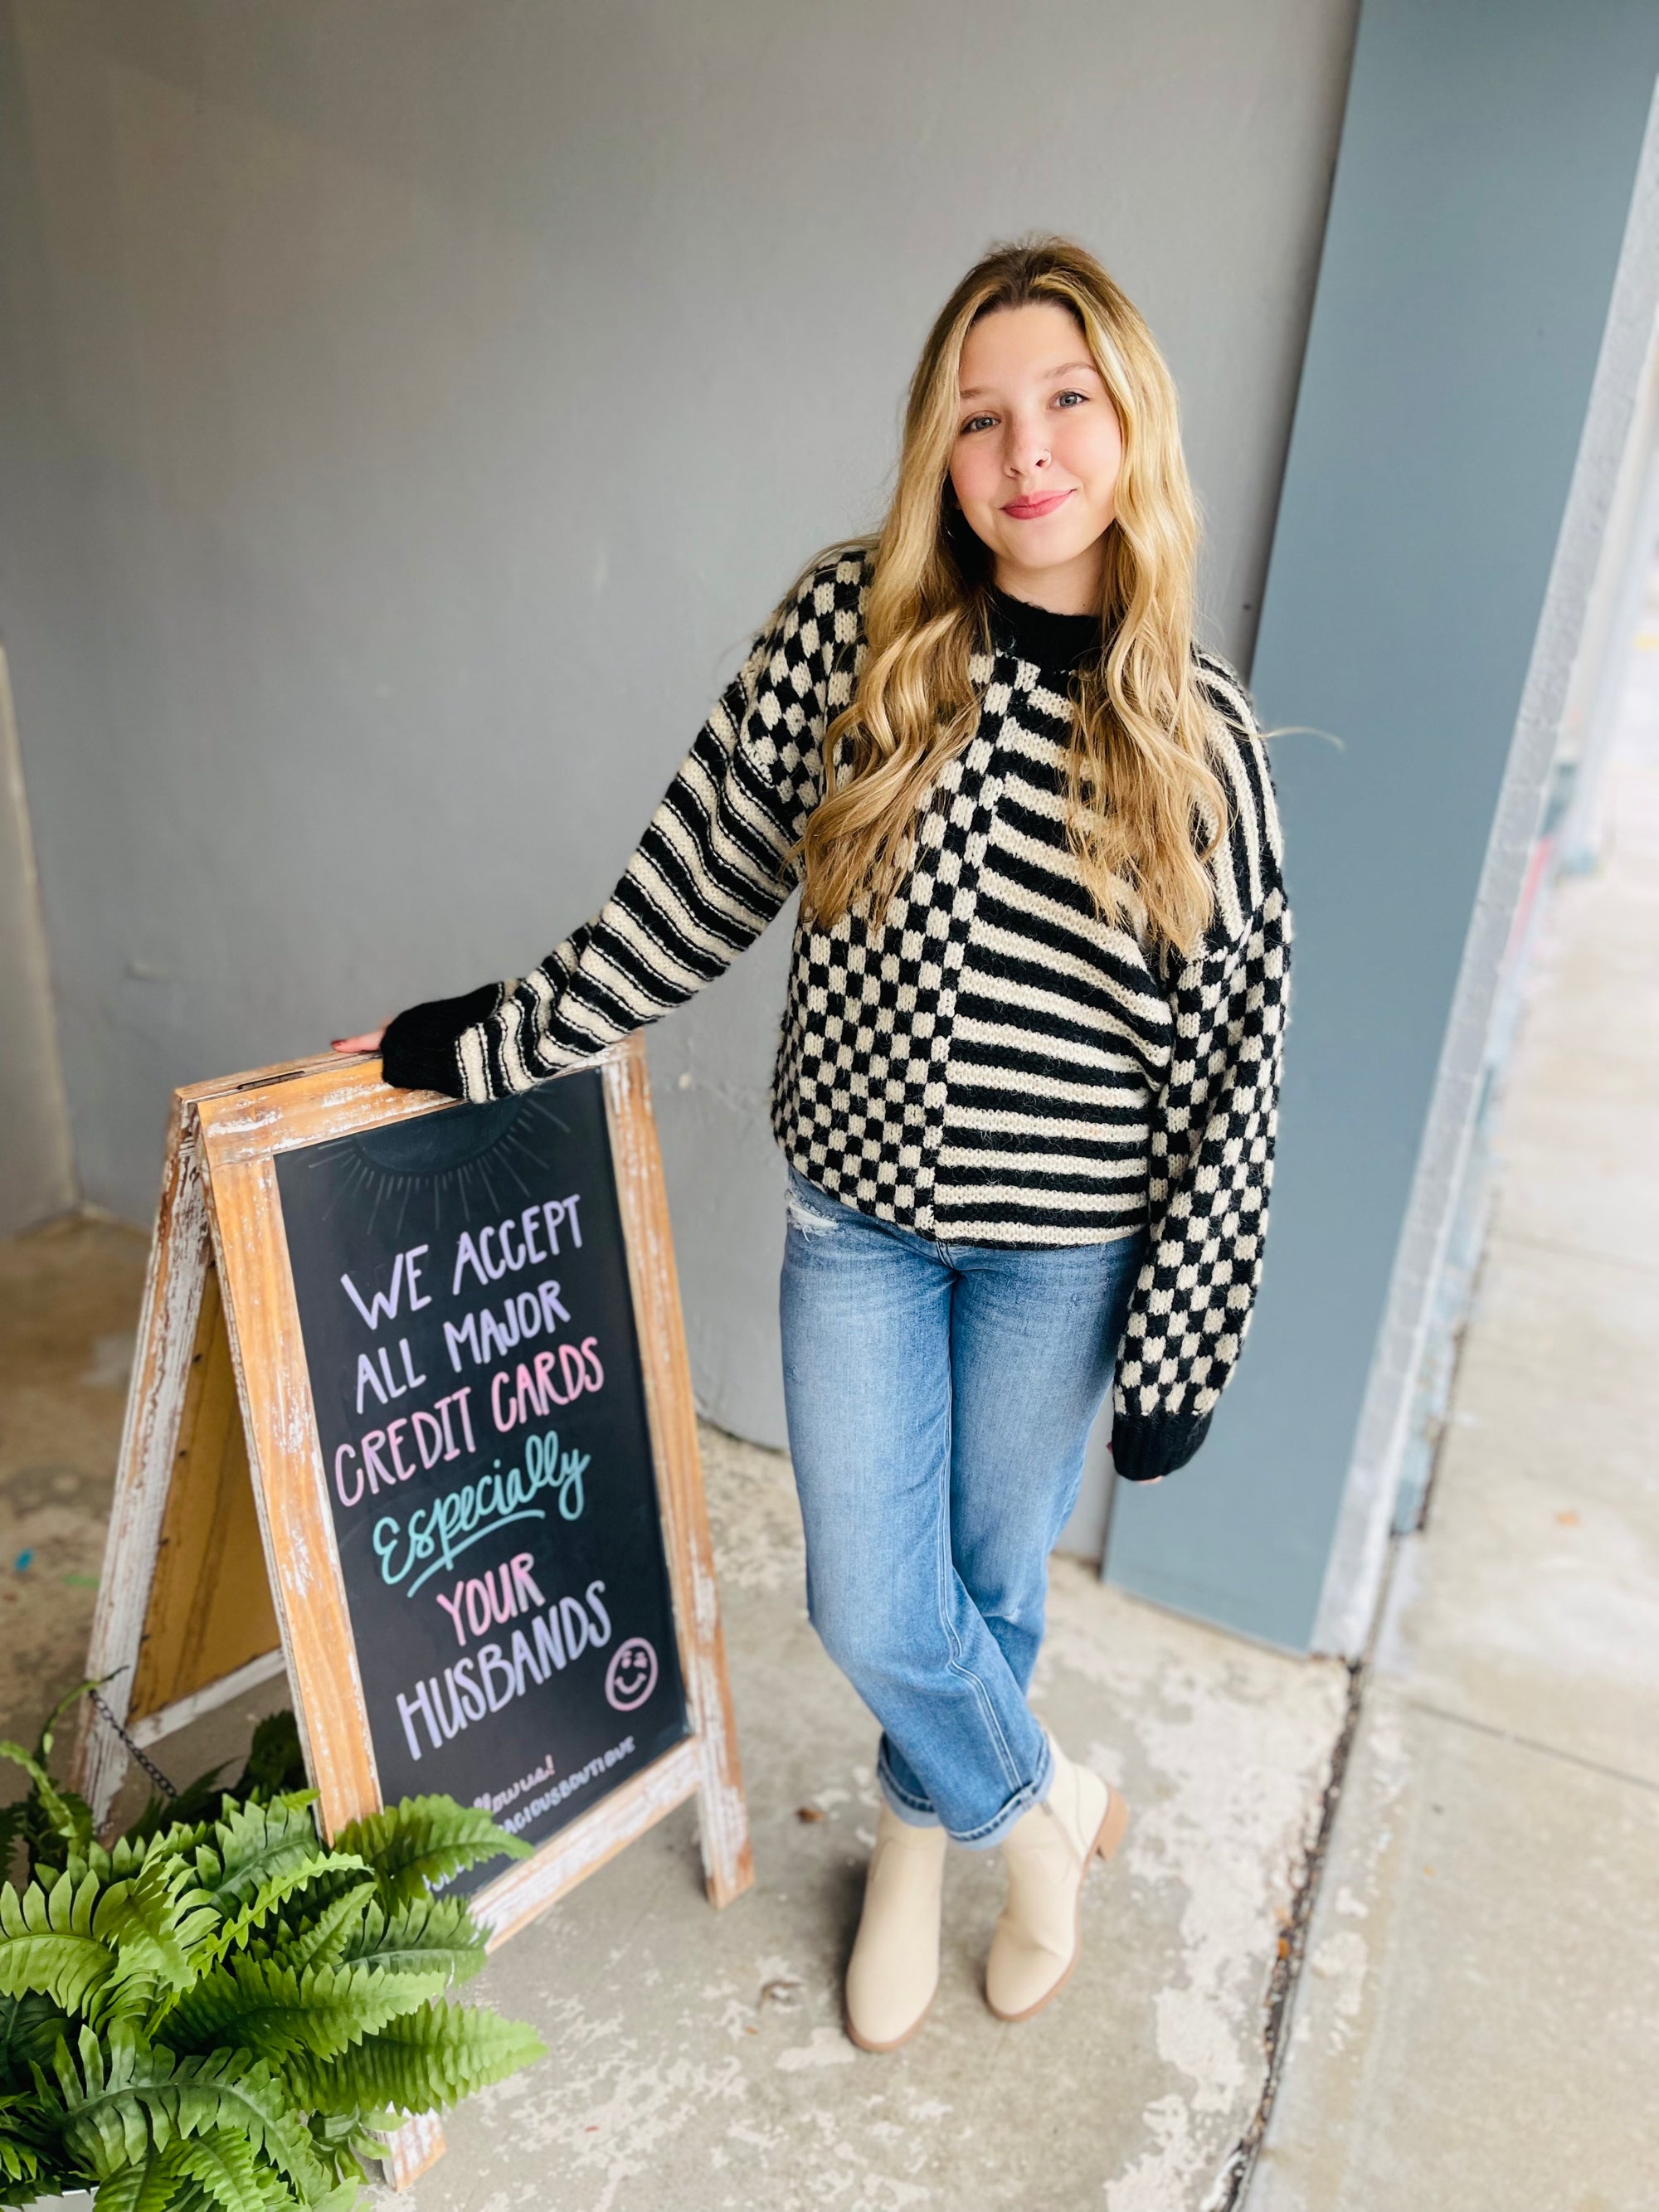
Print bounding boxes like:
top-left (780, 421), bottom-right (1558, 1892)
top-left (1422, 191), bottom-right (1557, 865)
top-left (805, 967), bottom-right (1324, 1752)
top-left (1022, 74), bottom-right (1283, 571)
top-left (984, 1738), bottom-right (1128, 2023)
top-left (843, 1804), bottom-right (949, 2052)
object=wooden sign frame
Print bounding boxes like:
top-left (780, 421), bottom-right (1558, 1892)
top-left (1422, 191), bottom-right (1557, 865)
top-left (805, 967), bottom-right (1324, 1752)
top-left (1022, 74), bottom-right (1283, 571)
top-left (72, 1037), bottom-right (751, 2180)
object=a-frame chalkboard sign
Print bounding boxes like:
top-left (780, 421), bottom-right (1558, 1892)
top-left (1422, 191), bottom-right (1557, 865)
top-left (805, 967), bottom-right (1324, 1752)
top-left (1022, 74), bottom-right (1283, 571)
top-left (71, 1036), bottom-right (752, 2184)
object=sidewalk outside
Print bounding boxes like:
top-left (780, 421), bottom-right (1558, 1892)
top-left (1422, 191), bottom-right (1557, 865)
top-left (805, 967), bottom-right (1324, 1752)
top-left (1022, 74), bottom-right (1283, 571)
top-left (1248, 592), bottom-right (1659, 2209)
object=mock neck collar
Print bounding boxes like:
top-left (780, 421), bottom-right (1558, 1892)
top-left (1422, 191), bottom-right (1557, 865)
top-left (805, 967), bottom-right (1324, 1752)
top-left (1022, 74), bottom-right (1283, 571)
top-left (986, 585), bottom-right (1107, 677)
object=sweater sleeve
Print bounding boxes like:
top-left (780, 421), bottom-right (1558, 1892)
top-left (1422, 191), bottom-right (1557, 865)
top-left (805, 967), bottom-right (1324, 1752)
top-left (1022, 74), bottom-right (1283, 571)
top-left (1108, 657), bottom-right (1292, 1483)
top-left (380, 550), bottom-right (864, 1101)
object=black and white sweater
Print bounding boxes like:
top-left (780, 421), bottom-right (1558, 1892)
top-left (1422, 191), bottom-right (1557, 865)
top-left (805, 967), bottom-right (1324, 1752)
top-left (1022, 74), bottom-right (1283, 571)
top-left (382, 546), bottom-right (1292, 1483)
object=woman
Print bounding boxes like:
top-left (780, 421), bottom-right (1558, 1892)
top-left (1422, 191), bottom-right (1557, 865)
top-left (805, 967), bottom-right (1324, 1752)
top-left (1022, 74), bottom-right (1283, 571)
top-left (334, 235), bottom-right (1290, 2052)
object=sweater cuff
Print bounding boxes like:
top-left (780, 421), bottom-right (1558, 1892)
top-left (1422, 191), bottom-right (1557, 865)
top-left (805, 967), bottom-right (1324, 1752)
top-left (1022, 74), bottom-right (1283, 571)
top-left (377, 984), bottom-right (501, 1096)
top-left (1110, 1406), bottom-right (1214, 1484)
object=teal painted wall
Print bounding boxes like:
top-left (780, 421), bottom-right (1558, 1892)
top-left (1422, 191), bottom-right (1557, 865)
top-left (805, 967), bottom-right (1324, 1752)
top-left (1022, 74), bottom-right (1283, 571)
top-left (1107, 0), bottom-right (1659, 1649)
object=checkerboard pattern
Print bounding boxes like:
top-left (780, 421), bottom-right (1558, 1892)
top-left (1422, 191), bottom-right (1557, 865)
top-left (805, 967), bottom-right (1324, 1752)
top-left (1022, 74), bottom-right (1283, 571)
top-left (773, 703), bottom-right (1009, 1228)
top-left (438, 543), bottom-right (1291, 1477)
top-left (1109, 881), bottom-right (1291, 1427)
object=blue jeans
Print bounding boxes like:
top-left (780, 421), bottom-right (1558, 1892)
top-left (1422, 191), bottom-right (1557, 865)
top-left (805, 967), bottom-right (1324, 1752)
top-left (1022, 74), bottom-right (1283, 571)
top-left (778, 1166), bottom-right (1146, 1848)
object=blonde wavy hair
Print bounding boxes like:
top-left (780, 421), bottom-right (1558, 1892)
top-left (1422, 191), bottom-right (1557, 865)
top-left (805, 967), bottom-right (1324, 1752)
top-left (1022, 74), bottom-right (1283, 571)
top-left (798, 235), bottom-right (1231, 955)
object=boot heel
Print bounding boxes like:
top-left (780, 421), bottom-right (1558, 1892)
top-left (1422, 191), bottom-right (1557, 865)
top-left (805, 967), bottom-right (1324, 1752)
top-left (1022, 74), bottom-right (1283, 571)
top-left (1092, 1787), bottom-right (1131, 1865)
top-left (985, 1746), bottom-right (1126, 2023)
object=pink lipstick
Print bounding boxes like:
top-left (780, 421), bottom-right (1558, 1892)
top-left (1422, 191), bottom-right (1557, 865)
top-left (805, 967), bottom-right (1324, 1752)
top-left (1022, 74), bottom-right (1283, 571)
top-left (1003, 489), bottom-right (1072, 521)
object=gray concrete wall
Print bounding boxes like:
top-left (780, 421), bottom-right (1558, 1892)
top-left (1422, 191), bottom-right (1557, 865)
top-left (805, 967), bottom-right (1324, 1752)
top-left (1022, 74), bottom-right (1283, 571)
top-left (1106, 0), bottom-right (1659, 1650)
top-left (0, 0), bottom-right (1355, 1452)
top-left (0, 649), bottom-right (75, 1233)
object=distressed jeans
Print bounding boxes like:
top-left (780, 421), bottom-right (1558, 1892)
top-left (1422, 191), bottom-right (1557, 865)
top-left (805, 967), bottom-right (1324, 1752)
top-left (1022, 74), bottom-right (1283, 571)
top-left (778, 1165), bottom-right (1146, 1847)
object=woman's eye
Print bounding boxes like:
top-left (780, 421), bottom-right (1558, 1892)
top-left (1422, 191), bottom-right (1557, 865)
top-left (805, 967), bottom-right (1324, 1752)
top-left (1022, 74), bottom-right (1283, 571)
top-left (1054, 390), bottom-right (1087, 409)
top-left (961, 414), bottom-right (996, 435)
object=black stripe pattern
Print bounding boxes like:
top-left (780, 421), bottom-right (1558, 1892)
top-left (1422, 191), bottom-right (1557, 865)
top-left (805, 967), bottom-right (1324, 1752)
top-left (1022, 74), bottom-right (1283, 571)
top-left (389, 547), bottom-right (1292, 1480)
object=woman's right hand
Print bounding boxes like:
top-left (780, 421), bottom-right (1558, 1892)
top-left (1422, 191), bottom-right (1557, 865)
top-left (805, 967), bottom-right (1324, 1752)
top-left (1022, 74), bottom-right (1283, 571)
top-left (330, 1028), bottom-right (387, 1055)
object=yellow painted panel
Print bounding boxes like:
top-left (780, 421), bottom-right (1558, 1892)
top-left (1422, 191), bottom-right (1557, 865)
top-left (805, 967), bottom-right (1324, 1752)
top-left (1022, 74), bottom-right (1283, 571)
top-left (128, 1262), bottom-right (280, 1720)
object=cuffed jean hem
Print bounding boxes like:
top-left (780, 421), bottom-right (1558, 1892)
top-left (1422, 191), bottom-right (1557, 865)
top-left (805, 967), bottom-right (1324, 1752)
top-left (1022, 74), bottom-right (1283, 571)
top-left (876, 1730), bottom-right (1054, 1850)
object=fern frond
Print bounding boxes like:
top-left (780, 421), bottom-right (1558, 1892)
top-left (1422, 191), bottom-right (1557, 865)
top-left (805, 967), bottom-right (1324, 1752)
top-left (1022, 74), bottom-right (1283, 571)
top-left (159, 2180), bottom-right (216, 2212)
top-left (34, 1679), bottom-right (107, 1768)
top-left (334, 1800), bottom-right (528, 1906)
top-left (0, 2137), bottom-right (41, 2187)
top-left (168, 2055), bottom-right (330, 2197)
top-left (294, 2177), bottom-right (359, 2212)
top-left (6, 1767), bottom-right (540, 2206)
top-left (335, 1896), bottom-right (486, 1988)
top-left (85, 1965), bottom-right (170, 2041)
top-left (0, 1990), bottom-right (71, 2089)
top-left (266, 1881), bottom-right (372, 1975)
top-left (120, 1765), bottom-right (236, 1857)
top-left (158, 1958), bottom-right (450, 2066)
top-left (0, 2073), bottom-right (65, 2167)
top-left (95, 1854), bottom-right (219, 1992)
top-left (52, 2025), bottom-right (332, 2200)
top-left (0, 2137), bottom-right (76, 2210)
top-left (230, 1716), bottom-right (307, 1808)
top-left (0, 1803), bottom-right (28, 1884)
top-left (301, 2108), bottom-right (360, 2161)
top-left (48, 2019), bottom-right (148, 2176)
top-left (285, 2000), bottom-right (544, 2117)
top-left (192, 1805), bottom-right (365, 1958)
top-left (1, 2175), bottom-right (75, 2210)
top-left (95, 2144), bottom-right (269, 2212)
top-left (93, 2140), bottom-right (186, 2212)
top-left (0, 1866), bottom-right (113, 2010)
top-left (170, 2124), bottom-right (277, 2212)
top-left (106, 1823), bottom-right (214, 1880)
top-left (302, 2102), bottom-right (383, 2197)
top-left (0, 1740), bottom-right (93, 1862)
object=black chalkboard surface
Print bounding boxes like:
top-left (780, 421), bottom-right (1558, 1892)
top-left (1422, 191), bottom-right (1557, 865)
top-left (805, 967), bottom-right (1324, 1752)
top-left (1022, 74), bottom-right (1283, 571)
top-left (275, 1072), bottom-right (688, 1891)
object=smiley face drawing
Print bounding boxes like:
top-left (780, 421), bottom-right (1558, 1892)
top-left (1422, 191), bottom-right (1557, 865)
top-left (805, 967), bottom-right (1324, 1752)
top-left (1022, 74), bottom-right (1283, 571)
top-left (605, 1636), bottom-right (658, 1712)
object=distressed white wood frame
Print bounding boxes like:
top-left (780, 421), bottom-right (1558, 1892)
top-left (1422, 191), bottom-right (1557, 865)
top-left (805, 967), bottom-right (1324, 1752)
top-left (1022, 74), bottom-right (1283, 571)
top-left (126, 1649), bottom-right (289, 1751)
top-left (72, 1039), bottom-right (752, 2187)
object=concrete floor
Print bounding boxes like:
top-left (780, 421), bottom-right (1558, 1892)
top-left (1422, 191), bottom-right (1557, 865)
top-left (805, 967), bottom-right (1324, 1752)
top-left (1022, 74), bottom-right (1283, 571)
top-left (1, 1229), bottom-right (1346, 2212)
top-left (1250, 623), bottom-right (1659, 2209)
top-left (0, 1212), bottom-right (148, 1763)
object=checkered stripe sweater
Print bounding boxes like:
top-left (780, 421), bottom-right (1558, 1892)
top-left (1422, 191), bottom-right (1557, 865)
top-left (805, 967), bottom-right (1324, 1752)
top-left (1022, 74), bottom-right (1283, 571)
top-left (382, 547), bottom-right (1292, 1482)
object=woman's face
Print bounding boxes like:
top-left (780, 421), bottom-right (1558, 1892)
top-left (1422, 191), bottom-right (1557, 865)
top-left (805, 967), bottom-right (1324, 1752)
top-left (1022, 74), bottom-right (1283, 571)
top-left (948, 300), bottom-right (1123, 613)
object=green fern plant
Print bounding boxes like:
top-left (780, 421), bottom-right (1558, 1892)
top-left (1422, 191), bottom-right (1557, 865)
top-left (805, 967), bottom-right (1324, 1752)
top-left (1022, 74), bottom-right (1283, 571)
top-left (0, 1698), bottom-right (543, 2210)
